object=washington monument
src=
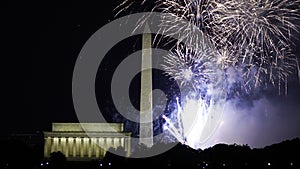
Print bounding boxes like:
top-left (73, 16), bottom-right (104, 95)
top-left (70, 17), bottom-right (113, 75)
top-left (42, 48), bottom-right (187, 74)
top-left (139, 23), bottom-right (153, 147)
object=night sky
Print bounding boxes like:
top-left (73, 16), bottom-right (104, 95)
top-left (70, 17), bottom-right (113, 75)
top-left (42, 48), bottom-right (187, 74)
top-left (2, 1), bottom-right (300, 149)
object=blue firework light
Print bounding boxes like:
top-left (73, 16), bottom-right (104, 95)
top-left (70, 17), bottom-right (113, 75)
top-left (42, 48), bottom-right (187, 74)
top-left (162, 44), bottom-right (219, 94)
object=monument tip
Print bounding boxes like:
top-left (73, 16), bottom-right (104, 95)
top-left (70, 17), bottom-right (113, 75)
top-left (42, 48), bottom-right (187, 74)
top-left (143, 22), bottom-right (151, 34)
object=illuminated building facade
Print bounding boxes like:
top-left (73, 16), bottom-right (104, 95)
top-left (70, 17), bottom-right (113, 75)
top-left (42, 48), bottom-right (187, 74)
top-left (43, 123), bottom-right (131, 160)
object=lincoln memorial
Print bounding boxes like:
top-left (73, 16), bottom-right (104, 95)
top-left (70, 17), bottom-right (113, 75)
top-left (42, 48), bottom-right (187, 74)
top-left (43, 123), bottom-right (131, 160)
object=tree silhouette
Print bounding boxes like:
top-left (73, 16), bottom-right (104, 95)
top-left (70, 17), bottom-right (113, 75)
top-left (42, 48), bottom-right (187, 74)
top-left (48, 151), bottom-right (66, 169)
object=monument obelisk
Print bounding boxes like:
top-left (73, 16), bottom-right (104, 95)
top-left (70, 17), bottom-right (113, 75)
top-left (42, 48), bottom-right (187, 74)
top-left (139, 23), bottom-right (153, 147)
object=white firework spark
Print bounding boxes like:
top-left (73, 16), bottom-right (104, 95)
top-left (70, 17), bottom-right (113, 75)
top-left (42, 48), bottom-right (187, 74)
top-left (161, 43), bottom-right (218, 90)
top-left (163, 93), bottom-right (226, 149)
top-left (209, 0), bottom-right (300, 91)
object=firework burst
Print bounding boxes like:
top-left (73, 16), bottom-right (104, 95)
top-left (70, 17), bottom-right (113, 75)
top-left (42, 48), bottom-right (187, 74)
top-left (161, 42), bottom-right (219, 91)
top-left (210, 0), bottom-right (300, 91)
top-left (156, 0), bottom-right (300, 92)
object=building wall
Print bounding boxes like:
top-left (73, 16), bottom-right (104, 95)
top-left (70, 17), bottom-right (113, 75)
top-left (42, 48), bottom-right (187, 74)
top-left (52, 123), bottom-right (124, 132)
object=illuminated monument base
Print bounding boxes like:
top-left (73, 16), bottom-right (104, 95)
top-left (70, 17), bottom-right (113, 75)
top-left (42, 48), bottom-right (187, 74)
top-left (43, 123), bottom-right (131, 161)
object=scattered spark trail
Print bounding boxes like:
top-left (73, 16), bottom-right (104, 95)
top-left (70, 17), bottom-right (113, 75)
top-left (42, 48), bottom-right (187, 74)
top-left (163, 96), bottom-right (213, 149)
top-left (209, 0), bottom-right (300, 91)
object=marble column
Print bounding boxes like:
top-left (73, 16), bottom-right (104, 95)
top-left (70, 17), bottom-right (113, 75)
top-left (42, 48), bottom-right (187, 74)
top-left (76, 137), bottom-right (80, 157)
top-left (53, 137), bottom-right (58, 152)
top-left (44, 137), bottom-right (51, 157)
top-left (80, 138), bottom-right (84, 157)
top-left (95, 138), bottom-right (101, 158)
top-left (59, 137), bottom-right (66, 157)
top-left (88, 138), bottom-right (92, 158)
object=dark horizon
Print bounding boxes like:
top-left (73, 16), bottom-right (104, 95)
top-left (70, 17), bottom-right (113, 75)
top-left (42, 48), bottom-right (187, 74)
top-left (1, 134), bottom-right (300, 169)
